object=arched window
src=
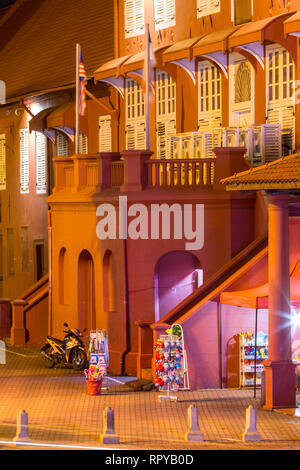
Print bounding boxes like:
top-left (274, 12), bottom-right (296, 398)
top-left (235, 62), bottom-right (251, 103)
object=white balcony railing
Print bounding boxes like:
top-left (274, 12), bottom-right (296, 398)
top-left (160, 124), bottom-right (286, 166)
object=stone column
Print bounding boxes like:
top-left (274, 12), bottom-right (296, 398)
top-left (120, 150), bottom-right (153, 193)
top-left (263, 193), bottom-right (296, 410)
top-left (10, 300), bottom-right (27, 347)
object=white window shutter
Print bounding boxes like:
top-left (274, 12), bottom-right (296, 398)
top-left (57, 133), bottom-right (69, 156)
top-left (99, 115), bottom-right (112, 152)
top-left (198, 61), bottom-right (222, 130)
top-left (125, 0), bottom-right (145, 38)
top-left (36, 132), bottom-right (47, 194)
top-left (0, 134), bottom-right (6, 190)
top-left (156, 70), bottom-right (176, 158)
top-left (79, 132), bottom-right (88, 154)
top-left (126, 123), bottom-right (136, 150)
top-left (125, 78), bottom-right (146, 150)
top-left (261, 124), bottom-right (282, 163)
top-left (197, 0), bottom-right (220, 18)
top-left (20, 128), bottom-right (29, 194)
top-left (154, 0), bottom-right (176, 30)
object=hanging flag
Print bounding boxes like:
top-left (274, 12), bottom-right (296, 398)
top-left (79, 52), bottom-right (87, 116)
top-left (143, 27), bottom-right (156, 103)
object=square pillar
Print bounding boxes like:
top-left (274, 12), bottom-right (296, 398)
top-left (263, 193), bottom-right (296, 410)
top-left (213, 147), bottom-right (248, 186)
top-left (97, 152), bottom-right (121, 191)
top-left (10, 300), bottom-right (27, 347)
top-left (120, 150), bottom-right (153, 193)
top-left (0, 299), bottom-right (11, 337)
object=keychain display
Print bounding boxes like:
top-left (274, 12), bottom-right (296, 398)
top-left (86, 329), bottom-right (109, 391)
top-left (154, 324), bottom-right (189, 401)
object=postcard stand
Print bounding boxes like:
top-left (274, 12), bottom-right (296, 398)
top-left (155, 324), bottom-right (190, 402)
top-left (88, 329), bottom-right (109, 390)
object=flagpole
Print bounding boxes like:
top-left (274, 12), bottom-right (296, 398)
top-left (145, 24), bottom-right (150, 151)
top-left (75, 43), bottom-right (80, 154)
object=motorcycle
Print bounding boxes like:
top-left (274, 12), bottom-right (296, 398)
top-left (41, 323), bottom-right (87, 370)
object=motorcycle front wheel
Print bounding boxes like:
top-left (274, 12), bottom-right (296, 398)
top-left (43, 345), bottom-right (55, 368)
top-left (71, 348), bottom-right (87, 371)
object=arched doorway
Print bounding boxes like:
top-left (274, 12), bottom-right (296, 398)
top-left (154, 251), bottom-right (202, 321)
top-left (77, 250), bottom-right (95, 332)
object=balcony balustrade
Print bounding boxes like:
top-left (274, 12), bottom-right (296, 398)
top-left (52, 146), bottom-right (250, 196)
top-left (160, 124), bottom-right (287, 167)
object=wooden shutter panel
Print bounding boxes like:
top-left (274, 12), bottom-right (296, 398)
top-left (99, 115), bottom-right (112, 152)
top-left (20, 128), bottom-right (29, 194)
top-left (0, 134), bottom-right (6, 190)
top-left (79, 132), bottom-right (88, 154)
top-left (57, 133), bottom-right (69, 156)
top-left (125, 0), bottom-right (145, 38)
top-left (197, 0), bottom-right (208, 17)
top-left (36, 132), bottom-right (47, 194)
top-left (261, 124), bottom-right (282, 163)
top-left (126, 123), bottom-right (136, 150)
top-left (154, 0), bottom-right (176, 30)
top-left (136, 120), bottom-right (146, 149)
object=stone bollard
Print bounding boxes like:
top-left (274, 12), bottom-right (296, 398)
top-left (242, 405), bottom-right (261, 442)
top-left (100, 407), bottom-right (120, 444)
top-left (13, 410), bottom-right (32, 445)
top-left (185, 404), bottom-right (204, 442)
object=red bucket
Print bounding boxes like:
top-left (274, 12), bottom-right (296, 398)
top-left (86, 379), bottom-right (102, 396)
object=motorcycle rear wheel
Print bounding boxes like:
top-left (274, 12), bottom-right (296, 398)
top-left (43, 345), bottom-right (55, 368)
top-left (71, 348), bottom-right (87, 371)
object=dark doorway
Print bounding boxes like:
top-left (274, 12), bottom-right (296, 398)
top-left (34, 241), bottom-right (44, 281)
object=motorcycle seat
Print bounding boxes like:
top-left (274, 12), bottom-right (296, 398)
top-left (47, 336), bottom-right (65, 347)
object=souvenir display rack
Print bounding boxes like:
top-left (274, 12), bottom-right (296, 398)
top-left (154, 324), bottom-right (189, 402)
top-left (239, 331), bottom-right (268, 388)
top-left (88, 329), bottom-right (109, 390)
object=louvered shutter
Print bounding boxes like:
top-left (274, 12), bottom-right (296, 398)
top-left (36, 132), bottom-right (47, 194)
top-left (99, 115), bottom-right (112, 152)
top-left (125, 0), bottom-right (145, 38)
top-left (136, 121), bottom-right (146, 149)
top-left (156, 70), bottom-right (176, 158)
top-left (261, 124), bottom-right (282, 163)
top-left (198, 61), bottom-right (222, 130)
top-left (125, 123), bottom-right (136, 150)
top-left (0, 134), bottom-right (6, 190)
top-left (154, 0), bottom-right (176, 30)
top-left (57, 133), bottom-right (69, 156)
top-left (197, 0), bottom-right (220, 18)
top-left (125, 78), bottom-right (146, 150)
top-left (79, 132), bottom-right (88, 154)
top-left (20, 128), bottom-right (29, 194)
top-left (157, 119), bottom-right (176, 158)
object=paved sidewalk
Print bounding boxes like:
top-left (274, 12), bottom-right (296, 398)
top-left (1, 346), bottom-right (300, 450)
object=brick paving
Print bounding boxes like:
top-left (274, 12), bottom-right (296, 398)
top-left (1, 345), bottom-right (300, 450)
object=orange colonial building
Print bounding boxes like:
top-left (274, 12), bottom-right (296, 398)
top-left (1, 0), bottom-right (300, 409)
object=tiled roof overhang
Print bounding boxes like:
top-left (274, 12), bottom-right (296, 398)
top-left (221, 154), bottom-right (300, 191)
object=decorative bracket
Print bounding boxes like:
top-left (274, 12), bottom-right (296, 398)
top-left (170, 58), bottom-right (196, 85)
top-left (200, 51), bottom-right (228, 79)
top-left (237, 41), bottom-right (265, 70)
top-left (98, 76), bottom-right (125, 99)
